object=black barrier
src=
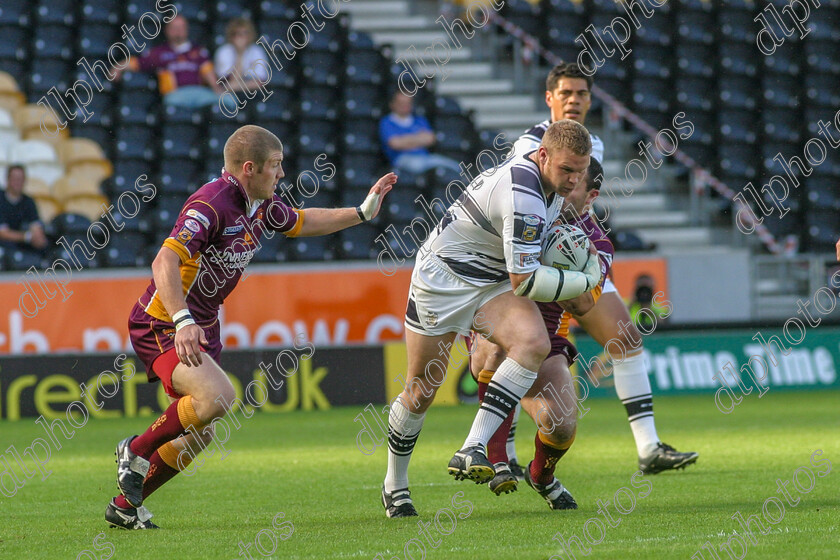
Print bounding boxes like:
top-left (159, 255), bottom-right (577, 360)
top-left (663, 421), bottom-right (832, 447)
top-left (0, 347), bottom-right (386, 420)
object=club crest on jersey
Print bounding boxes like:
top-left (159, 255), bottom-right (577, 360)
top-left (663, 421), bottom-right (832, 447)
top-left (224, 225), bottom-right (244, 235)
top-left (426, 311), bottom-right (438, 328)
top-left (176, 226), bottom-right (194, 244)
top-left (186, 209), bottom-right (210, 228)
top-left (184, 219), bottom-right (201, 232)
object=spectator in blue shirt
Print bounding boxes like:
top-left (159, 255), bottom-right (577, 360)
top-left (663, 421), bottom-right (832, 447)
top-left (379, 92), bottom-right (462, 175)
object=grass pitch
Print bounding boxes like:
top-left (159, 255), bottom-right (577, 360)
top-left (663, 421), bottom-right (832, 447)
top-left (0, 391), bottom-right (837, 559)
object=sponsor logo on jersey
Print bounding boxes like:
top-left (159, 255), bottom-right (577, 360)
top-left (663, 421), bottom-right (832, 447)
top-left (518, 214), bottom-right (543, 242)
top-left (176, 226), bottom-right (194, 244)
top-left (184, 219), bottom-right (201, 232)
top-left (208, 246), bottom-right (257, 271)
top-left (223, 225), bottom-right (244, 235)
top-left (517, 252), bottom-right (539, 268)
top-left (186, 209), bottom-right (210, 227)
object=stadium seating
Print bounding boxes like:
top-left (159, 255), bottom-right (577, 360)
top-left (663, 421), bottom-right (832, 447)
top-left (0, 0), bottom-right (834, 266)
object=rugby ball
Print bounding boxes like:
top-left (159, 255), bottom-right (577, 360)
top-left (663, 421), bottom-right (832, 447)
top-left (541, 224), bottom-right (590, 271)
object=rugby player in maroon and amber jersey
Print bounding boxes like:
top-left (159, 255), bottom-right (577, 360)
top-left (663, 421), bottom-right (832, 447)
top-left (106, 125), bottom-right (395, 529)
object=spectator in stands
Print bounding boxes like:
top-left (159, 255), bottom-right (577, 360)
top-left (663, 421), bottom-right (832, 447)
top-left (214, 18), bottom-right (270, 91)
top-left (379, 91), bottom-right (462, 175)
top-left (116, 15), bottom-right (223, 109)
top-left (0, 165), bottom-right (48, 253)
top-left (629, 274), bottom-right (669, 330)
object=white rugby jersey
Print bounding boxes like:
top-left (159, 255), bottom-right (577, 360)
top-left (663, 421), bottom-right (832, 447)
top-left (419, 152), bottom-right (563, 286)
top-left (511, 119), bottom-right (604, 163)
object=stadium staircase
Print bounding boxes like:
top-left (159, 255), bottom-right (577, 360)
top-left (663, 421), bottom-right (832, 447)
top-left (339, 0), bottom-right (731, 253)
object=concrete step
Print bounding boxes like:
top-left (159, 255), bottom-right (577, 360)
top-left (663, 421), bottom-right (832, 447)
top-left (501, 127), bottom-right (526, 140)
top-left (611, 210), bottom-right (691, 229)
top-left (443, 61), bottom-right (494, 80)
top-left (596, 192), bottom-right (667, 212)
top-left (341, 0), bottom-right (411, 16)
top-left (636, 226), bottom-right (712, 248)
top-left (350, 15), bottom-right (431, 32)
top-left (458, 94), bottom-right (535, 113)
top-left (475, 111), bottom-right (548, 130)
top-left (753, 295), bottom-right (802, 318)
top-left (370, 30), bottom-right (455, 49)
top-left (754, 278), bottom-right (786, 294)
top-left (438, 79), bottom-right (514, 96)
top-left (390, 44), bottom-right (474, 63)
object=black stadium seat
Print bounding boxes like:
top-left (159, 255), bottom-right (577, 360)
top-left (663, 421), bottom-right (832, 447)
top-left (298, 119), bottom-right (339, 154)
top-left (289, 235), bottom-right (337, 262)
top-left (0, 25), bottom-right (28, 59)
top-left (81, 0), bottom-right (121, 24)
top-left (161, 122), bottom-right (203, 159)
top-left (345, 48), bottom-right (386, 84)
top-left (0, 0), bottom-right (31, 25)
top-left (33, 24), bottom-right (75, 59)
top-left (299, 86), bottom-right (338, 120)
top-left (718, 110), bottom-right (758, 144)
top-left (78, 23), bottom-right (119, 58)
top-left (118, 90), bottom-right (160, 125)
top-left (342, 119), bottom-right (380, 154)
top-left (103, 232), bottom-right (148, 268)
top-left (160, 158), bottom-right (200, 194)
top-left (339, 224), bottom-right (380, 260)
top-left (116, 125), bottom-right (156, 161)
top-left (36, 0), bottom-right (76, 25)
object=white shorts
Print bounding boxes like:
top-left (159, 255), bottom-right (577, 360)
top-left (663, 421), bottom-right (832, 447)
top-left (603, 277), bottom-right (618, 294)
top-left (404, 255), bottom-right (512, 336)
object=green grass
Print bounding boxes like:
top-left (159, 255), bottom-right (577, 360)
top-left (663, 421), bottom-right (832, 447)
top-left (1, 391), bottom-right (838, 559)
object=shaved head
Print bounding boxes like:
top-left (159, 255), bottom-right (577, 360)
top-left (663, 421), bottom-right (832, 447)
top-left (223, 125), bottom-right (284, 172)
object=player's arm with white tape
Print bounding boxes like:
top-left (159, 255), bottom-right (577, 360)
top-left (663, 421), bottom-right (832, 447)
top-left (296, 172), bottom-right (396, 236)
top-left (512, 244), bottom-right (602, 302)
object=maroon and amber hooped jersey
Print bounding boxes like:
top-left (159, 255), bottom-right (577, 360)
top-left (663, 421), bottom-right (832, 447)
top-left (137, 170), bottom-right (303, 325)
top-left (537, 212), bottom-right (614, 338)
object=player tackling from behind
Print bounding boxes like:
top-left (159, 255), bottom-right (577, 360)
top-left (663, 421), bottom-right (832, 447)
top-left (107, 124), bottom-right (395, 529)
top-left (473, 63), bottom-right (697, 499)
top-left (382, 120), bottom-right (603, 518)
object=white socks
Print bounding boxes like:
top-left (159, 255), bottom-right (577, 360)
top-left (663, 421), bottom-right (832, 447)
top-left (462, 358), bottom-right (537, 449)
top-left (384, 397), bottom-right (426, 493)
top-left (613, 351), bottom-right (659, 456)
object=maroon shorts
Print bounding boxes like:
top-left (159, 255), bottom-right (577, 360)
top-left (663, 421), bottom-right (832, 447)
top-left (547, 331), bottom-right (578, 366)
top-left (128, 302), bottom-right (222, 398)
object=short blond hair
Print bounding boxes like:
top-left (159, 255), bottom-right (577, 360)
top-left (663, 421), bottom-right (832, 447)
top-left (226, 18), bottom-right (257, 43)
top-left (541, 119), bottom-right (591, 156)
top-left (223, 125), bottom-right (283, 171)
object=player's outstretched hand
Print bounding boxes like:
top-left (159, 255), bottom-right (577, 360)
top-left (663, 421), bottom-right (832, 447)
top-left (175, 324), bottom-right (208, 367)
top-left (359, 172), bottom-right (397, 221)
top-left (835, 237), bottom-right (840, 261)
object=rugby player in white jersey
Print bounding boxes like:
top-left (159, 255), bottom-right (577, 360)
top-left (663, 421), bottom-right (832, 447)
top-left (381, 120), bottom-right (603, 517)
top-left (471, 64), bottom-right (697, 502)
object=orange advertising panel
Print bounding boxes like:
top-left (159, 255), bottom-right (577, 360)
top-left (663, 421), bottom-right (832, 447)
top-left (609, 257), bottom-right (668, 302)
top-left (0, 265), bottom-right (412, 355)
top-left (0, 257), bottom-right (665, 355)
